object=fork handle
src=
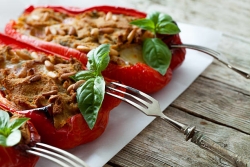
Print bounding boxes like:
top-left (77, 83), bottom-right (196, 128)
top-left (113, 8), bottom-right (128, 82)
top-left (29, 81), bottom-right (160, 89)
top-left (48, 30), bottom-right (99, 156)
top-left (171, 44), bottom-right (250, 79)
top-left (191, 131), bottom-right (250, 167)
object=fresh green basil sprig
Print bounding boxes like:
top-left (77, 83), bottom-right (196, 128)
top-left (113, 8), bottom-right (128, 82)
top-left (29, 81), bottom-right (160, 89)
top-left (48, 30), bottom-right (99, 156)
top-left (0, 110), bottom-right (29, 147)
top-left (130, 11), bottom-right (180, 75)
top-left (71, 44), bottom-right (110, 130)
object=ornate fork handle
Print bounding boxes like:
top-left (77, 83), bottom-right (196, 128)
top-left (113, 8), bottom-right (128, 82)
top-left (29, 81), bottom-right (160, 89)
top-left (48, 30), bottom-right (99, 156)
top-left (171, 44), bottom-right (250, 79)
top-left (191, 131), bottom-right (250, 167)
top-left (160, 114), bottom-right (250, 167)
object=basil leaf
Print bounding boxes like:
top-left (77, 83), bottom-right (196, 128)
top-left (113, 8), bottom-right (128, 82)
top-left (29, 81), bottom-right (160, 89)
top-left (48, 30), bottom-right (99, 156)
top-left (0, 110), bottom-right (9, 129)
top-left (8, 118), bottom-right (29, 131)
top-left (131, 11), bottom-right (180, 35)
top-left (148, 11), bottom-right (180, 34)
top-left (86, 49), bottom-right (95, 70)
top-left (73, 44), bottom-right (110, 129)
top-left (77, 76), bottom-right (105, 129)
top-left (130, 18), bottom-right (155, 33)
top-left (87, 44), bottom-right (110, 74)
top-left (0, 134), bottom-right (6, 146)
top-left (147, 11), bottom-right (173, 25)
top-left (71, 70), bottom-right (95, 81)
top-left (156, 21), bottom-right (180, 35)
top-left (0, 110), bottom-right (29, 147)
top-left (142, 38), bottom-right (171, 75)
top-left (6, 130), bottom-right (21, 147)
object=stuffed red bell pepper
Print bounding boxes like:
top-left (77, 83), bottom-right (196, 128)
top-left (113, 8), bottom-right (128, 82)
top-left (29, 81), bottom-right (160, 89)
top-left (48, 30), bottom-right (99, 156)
top-left (0, 33), bottom-right (122, 149)
top-left (5, 5), bottom-right (186, 94)
top-left (0, 110), bottom-right (40, 167)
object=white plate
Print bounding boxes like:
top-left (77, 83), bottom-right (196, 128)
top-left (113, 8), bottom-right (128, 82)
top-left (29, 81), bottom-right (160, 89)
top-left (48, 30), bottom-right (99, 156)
top-left (0, 1), bottom-right (222, 167)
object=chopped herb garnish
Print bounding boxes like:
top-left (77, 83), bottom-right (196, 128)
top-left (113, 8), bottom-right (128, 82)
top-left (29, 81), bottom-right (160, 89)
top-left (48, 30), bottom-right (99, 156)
top-left (0, 110), bottom-right (29, 147)
top-left (71, 44), bottom-right (110, 129)
top-left (130, 11), bottom-right (180, 75)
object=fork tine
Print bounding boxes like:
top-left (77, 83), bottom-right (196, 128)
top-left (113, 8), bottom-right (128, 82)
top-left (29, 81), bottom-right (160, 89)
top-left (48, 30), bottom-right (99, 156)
top-left (108, 82), bottom-right (157, 103)
top-left (28, 147), bottom-right (79, 167)
top-left (106, 90), bottom-right (147, 112)
top-left (106, 85), bottom-right (150, 107)
top-left (106, 82), bottom-right (162, 117)
top-left (36, 143), bottom-right (86, 166)
top-left (26, 149), bottom-right (72, 167)
top-left (27, 142), bottom-right (88, 167)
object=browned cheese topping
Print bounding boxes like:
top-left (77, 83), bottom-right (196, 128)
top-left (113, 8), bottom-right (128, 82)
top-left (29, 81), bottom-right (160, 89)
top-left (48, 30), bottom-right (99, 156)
top-left (15, 8), bottom-right (155, 65)
top-left (0, 45), bottom-right (83, 128)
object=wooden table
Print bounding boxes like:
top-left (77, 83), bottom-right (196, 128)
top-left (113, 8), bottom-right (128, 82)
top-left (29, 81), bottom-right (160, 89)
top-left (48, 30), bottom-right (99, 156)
top-left (105, 0), bottom-right (250, 166)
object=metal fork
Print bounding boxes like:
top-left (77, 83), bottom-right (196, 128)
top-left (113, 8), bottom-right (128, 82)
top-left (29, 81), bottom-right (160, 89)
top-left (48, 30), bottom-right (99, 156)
top-left (171, 44), bottom-right (250, 79)
top-left (106, 82), bottom-right (250, 167)
top-left (27, 142), bottom-right (89, 167)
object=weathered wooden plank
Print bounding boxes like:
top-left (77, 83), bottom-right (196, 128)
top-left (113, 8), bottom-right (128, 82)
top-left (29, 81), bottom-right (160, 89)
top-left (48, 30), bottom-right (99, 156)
top-left (108, 107), bottom-right (250, 167)
top-left (127, 0), bottom-right (250, 39)
top-left (172, 76), bottom-right (250, 134)
top-left (202, 34), bottom-right (250, 92)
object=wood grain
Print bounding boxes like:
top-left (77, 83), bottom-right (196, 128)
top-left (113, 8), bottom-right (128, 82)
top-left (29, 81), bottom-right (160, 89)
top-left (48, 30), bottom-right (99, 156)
top-left (106, 107), bottom-right (250, 167)
top-left (172, 76), bottom-right (250, 133)
top-left (105, 0), bottom-right (250, 166)
top-left (128, 0), bottom-right (250, 39)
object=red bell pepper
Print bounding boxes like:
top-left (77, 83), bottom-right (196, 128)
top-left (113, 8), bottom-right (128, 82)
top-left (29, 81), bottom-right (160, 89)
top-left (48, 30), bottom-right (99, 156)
top-left (5, 5), bottom-right (186, 94)
top-left (0, 33), bottom-right (122, 149)
top-left (0, 120), bottom-right (40, 167)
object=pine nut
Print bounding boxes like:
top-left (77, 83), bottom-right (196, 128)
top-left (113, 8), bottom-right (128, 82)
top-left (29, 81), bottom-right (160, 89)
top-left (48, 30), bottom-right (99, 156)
top-left (127, 29), bottom-right (137, 43)
top-left (73, 80), bottom-right (85, 90)
top-left (76, 45), bottom-right (91, 52)
top-left (47, 71), bottom-right (58, 79)
top-left (49, 27), bottom-right (57, 35)
top-left (8, 49), bottom-right (16, 56)
top-left (99, 28), bottom-right (114, 34)
top-left (42, 90), bottom-right (58, 96)
top-left (57, 29), bottom-right (66, 35)
top-left (90, 28), bottom-right (99, 36)
top-left (110, 48), bottom-right (119, 57)
top-left (44, 60), bottom-right (54, 71)
top-left (105, 12), bottom-right (112, 21)
top-left (60, 72), bottom-right (76, 80)
top-left (112, 15), bottom-right (118, 21)
top-left (30, 52), bottom-right (39, 60)
top-left (68, 26), bottom-right (76, 36)
top-left (67, 84), bottom-right (74, 93)
top-left (29, 74), bottom-right (41, 82)
top-left (42, 12), bottom-right (49, 21)
top-left (17, 67), bottom-right (28, 78)
top-left (35, 54), bottom-right (48, 63)
top-left (45, 35), bottom-right (53, 42)
top-left (48, 95), bottom-right (59, 103)
top-left (15, 50), bottom-right (31, 60)
top-left (45, 27), bottom-right (51, 35)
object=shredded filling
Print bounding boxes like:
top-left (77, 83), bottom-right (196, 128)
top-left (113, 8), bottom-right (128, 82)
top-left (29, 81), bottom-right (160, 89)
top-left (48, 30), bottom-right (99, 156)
top-left (14, 8), bottom-right (155, 65)
top-left (0, 45), bottom-right (83, 128)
